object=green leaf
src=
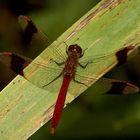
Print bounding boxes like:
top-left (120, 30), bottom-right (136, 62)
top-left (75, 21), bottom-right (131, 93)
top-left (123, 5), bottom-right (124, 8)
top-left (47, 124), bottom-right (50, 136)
top-left (0, 0), bottom-right (140, 139)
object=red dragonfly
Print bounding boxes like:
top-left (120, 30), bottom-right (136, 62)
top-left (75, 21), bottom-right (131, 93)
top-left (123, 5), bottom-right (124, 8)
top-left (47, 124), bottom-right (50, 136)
top-left (0, 15), bottom-right (139, 134)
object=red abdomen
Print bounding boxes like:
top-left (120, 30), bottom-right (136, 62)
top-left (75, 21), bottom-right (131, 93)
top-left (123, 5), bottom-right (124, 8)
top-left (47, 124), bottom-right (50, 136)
top-left (50, 75), bottom-right (71, 134)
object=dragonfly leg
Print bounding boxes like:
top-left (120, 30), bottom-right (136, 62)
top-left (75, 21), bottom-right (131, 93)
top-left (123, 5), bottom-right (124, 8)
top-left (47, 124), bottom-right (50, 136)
top-left (80, 48), bottom-right (88, 57)
top-left (50, 58), bottom-right (65, 66)
top-left (42, 72), bottom-right (63, 87)
top-left (78, 61), bottom-right (92, 69)
top-left (64, 41), bottom-right (69, 55)
top-left (73, 77), bottom-right (89, 87)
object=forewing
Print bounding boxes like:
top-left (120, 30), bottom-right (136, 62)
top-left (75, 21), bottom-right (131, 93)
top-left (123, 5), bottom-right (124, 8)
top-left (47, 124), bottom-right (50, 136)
top-left (79, 45), bottom-right (135, 67)
top-left (0, 52), bottom-right (63, 88)
top-left (18, 15), bottom-right (67, 61)
top-left (18, 15), bottom-right (48, 46)
top-left (73, 45), bottom-right (138, 95)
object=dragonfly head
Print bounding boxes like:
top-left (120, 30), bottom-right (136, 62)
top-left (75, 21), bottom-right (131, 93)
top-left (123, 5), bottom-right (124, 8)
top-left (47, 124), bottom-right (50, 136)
top-left (68, 44), bottom-right (83, 58)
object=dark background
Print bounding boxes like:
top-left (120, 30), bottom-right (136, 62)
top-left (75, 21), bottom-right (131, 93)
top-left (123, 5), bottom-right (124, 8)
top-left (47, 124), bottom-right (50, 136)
top-left (0, 0), bottom-right (140, 139)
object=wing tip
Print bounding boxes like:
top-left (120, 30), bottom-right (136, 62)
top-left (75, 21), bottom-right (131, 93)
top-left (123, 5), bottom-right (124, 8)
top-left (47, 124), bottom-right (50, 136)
top-left (126, 45), bottom-right (135, 50)
top-left (18, 15), bottom-right (31, 22)
top-left (125, 82), bottom-right (139, 94)
top-left (2, 52), bottom-right (12, 56)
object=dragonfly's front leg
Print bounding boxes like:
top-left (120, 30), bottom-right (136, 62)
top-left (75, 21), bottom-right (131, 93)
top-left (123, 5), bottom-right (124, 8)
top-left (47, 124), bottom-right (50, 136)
top-left (50, 58), bottom-right (65, 66)
top-left (80, 47), bottom-right (88, 57)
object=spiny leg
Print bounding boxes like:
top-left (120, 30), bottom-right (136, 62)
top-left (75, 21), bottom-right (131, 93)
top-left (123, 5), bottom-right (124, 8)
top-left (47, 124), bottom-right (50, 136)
top-left (78, 61), bottom-right (93, 69)
top-left (63, 41), bottom-right (69, 55)
top-left (50, 58), bottom-right (65, 66)
top-left (80, 47), bottom-right (88, 57)
top-left (42, 72), bottom-right (62, 87)
top-left (73, 77), bottom-right (89, 87)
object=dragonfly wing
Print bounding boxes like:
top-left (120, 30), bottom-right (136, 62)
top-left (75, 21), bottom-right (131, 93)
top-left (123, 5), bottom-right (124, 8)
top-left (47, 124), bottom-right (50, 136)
top-left (0, 52), bottom-right (32, 76)
top-left (18, 15), bottom-right (49, 54)
top-left (99, 77), bottom-right (139, 95)
top-left (75, 72), bottom-right (139, 94)
top-left (18, 15), bottom-right (38, 45)
top-left (18, 15), bottom-right (67, 62)
top-left (0, 52), bottom-right (63, 88)
top-left (79, 45), bottom-right (135, 66)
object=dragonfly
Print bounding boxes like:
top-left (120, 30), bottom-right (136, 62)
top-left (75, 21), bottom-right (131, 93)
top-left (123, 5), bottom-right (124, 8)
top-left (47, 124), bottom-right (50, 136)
top-left (0, 15), bottom-right (139, 134)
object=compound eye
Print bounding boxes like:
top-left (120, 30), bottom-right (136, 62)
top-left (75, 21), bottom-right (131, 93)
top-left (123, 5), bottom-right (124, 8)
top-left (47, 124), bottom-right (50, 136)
top-left (68, 45), bottom-right (75, 52)
top-left (76, 46), bottom-right (82, 54)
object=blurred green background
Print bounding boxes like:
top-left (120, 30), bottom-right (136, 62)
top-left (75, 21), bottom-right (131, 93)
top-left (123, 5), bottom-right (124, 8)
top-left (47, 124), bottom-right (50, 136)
top-left (0, 0), bottom-right (140, 139)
